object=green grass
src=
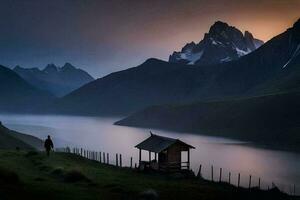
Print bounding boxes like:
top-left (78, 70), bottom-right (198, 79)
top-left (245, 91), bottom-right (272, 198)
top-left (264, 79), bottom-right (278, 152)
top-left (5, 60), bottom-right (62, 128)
top-left (0, 150), bottom-right (296, 200)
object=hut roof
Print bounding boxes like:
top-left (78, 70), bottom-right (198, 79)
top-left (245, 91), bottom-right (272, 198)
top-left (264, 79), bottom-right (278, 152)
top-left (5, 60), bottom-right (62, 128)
top-left (135, 133), bottom-right (195, 153)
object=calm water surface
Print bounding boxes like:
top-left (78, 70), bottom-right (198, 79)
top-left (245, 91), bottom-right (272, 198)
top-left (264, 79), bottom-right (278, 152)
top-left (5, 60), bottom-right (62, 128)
top-left (0, 114), bottom-right (299, 194)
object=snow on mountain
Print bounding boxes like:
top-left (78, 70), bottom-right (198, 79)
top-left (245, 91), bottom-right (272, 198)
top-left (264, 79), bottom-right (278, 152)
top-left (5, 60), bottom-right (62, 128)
top-left (169, 21), bottom-right (264, 66)
top-left (282, 44), bottom-right (300, 69)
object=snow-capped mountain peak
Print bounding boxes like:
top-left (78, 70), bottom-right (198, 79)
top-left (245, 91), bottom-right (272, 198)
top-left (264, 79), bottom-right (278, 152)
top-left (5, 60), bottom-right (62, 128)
top-left (169, 21), bottom-right (264, 66)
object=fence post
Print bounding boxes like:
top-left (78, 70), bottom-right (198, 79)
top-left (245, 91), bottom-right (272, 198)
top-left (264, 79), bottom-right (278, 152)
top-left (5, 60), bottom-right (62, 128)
top-left (107, 153), bottom-right (109, 164)
top-left (116, 154), bottom-right (119, 167)
top-left (249, 175), bottom-right (252, 189)
top-left (120, 154), bottom-right (122, 167)
top-left (258, 178), bottom-right (261, 189)
top-left (197, 164), bottom-right (202, 178)
top-left (99, 152), bottom-right (102, 163)
top-left (80, 148), bottom-right (82, 156)
top-left (130, 157), bottom-right (133, 168)
top-left (294, 184), bottom-right (296, 196)
top-left (211, 165), bottom-right (214, 182)
top-left (219, 168), bottom-right (222, 182)
top-left (103, 152), bottom-right (106, 163)
top-left (238, 173), bottom-right (240, 188)
top-left (229, 172), bottom-right (231, 184)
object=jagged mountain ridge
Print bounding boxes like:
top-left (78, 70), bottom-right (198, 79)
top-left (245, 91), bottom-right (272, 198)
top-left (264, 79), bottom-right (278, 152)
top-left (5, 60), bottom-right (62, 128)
top-left (51, 18), bottom-right (300, 116)
top-left (169, 21), bottom-right (264, 65)
top-left (0, 65), bottom-right (53, 112)
top-left (115, 18), bottom-right (300, 150)
top-left (14, 63), bottom-right (94, 97)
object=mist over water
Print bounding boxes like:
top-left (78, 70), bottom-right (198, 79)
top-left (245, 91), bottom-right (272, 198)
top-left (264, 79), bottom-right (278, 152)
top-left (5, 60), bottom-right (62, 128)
top-left (0, 114), bottom-right (299, 194)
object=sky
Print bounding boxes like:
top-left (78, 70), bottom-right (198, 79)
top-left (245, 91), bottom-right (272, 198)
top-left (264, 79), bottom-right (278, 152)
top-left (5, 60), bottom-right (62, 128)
top-left (0, 0), bottom-right (299, 78)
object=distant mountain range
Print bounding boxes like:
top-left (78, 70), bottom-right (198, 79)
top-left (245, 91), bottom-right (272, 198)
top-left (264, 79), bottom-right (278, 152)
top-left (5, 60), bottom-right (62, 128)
top-left (116, 18), bottom-right (300, 150)
top-left (169, 21), bottom-right (264, 65)
top-left (14, 63), bottom-right (94, 97)
top-left (52, 18), bottom-right (300, 117)
top-left (0, 18), bottom-right (299, 150)
top-left (0, 65), bottom-right (53, 112)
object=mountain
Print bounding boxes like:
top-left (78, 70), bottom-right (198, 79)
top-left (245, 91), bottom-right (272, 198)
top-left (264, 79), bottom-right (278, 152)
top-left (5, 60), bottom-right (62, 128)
top-left (116, 18), bottom-right (300, 150)
top-left (169, 21), bottom-right (264, 65)
top-left (0, 65), bottom-right (53, 113)
top-left (0, 122), bottom-right (43, 150)
top-left (52, 18), bottom-right (300, 116)
top-left (14, 63), bottom-right (94, 97)
top-left (115, 91), bottom-right (300, 151)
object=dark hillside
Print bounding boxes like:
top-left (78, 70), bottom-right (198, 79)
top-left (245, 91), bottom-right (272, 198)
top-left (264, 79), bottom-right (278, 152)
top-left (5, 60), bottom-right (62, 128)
top-left (116, 92), bottom-right (300, 151)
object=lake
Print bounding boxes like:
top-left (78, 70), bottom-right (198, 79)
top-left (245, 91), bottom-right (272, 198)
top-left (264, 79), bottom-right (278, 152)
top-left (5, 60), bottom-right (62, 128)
top-left (0, 114), bottom-right (299, 194)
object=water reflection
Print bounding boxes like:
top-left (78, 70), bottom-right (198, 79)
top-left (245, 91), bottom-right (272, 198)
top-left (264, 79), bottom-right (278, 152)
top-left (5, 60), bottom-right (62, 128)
top-left (0, 114), bottom-right (299, 194)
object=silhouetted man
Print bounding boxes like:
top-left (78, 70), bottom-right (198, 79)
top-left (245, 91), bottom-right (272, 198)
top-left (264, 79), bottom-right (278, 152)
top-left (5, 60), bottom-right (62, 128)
top-left (44, 135), bottom-right (54, 156)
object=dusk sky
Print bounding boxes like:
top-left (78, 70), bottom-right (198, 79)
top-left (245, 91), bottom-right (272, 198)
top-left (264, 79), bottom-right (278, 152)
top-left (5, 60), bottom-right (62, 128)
top-left (0, 0), bottom-right (299, 78)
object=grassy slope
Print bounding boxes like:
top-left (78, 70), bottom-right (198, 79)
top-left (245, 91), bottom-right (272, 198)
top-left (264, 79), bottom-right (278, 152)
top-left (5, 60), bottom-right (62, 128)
top-left (0, 150), bottom-right (296, 200)
top-left (0, 124), bottom-right (43, 150)
top-left (10, 130), bottom-right (43, 150)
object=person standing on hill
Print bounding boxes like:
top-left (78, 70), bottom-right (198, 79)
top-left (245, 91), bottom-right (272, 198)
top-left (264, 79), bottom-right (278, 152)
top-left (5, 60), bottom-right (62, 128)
top-left (44, 135), bottom-right (54, 156)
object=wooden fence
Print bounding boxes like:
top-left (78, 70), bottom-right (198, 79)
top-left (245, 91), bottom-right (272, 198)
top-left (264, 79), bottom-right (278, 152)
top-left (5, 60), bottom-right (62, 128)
top-left (55, 147), bottom-right (297, 196)
top-left (55, 147), bottom-right (137, 169)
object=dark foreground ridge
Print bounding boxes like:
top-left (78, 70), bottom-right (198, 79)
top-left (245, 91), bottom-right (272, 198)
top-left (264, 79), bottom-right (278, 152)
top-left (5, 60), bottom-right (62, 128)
top-left (0, 150), bottom-right (297, 200)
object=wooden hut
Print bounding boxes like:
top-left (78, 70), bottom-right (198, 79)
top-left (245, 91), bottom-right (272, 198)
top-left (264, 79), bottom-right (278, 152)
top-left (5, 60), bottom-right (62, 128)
top-left (135, 133), bottom-right (195, 171)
